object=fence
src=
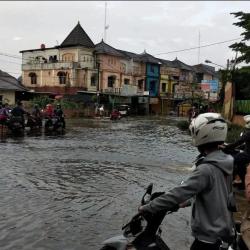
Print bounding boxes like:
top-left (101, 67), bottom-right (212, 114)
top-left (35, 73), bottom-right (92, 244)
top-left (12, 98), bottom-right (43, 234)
top-left (235, 100), bottom-right (250, 114)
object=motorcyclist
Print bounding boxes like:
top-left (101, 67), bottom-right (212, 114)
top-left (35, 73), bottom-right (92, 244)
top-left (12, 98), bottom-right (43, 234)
top-left (10, 101), bottom-right (29, 128)
top-left (139, 113), bottom-right (234, 250)
top-left (54, 104), bottom-right (65, 129)
top-left (0, 103), bottom-right (10, 124)
top-left (44, 104), bottom-right (54, 118)
top-left (31, 104), bottom-right (42, 127)
top-left (222, 115), bottom-right (250, 189)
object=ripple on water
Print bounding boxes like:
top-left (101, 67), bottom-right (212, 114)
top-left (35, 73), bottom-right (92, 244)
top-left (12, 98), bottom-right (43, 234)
top-left (0, 117), bottom-right (195, 250)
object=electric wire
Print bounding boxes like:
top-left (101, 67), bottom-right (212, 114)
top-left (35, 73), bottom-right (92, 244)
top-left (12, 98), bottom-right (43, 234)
top-left (154, 38), bottom-right (241, 56)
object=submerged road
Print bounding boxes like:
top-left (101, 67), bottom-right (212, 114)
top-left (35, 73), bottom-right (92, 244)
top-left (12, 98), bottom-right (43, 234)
top-left (0, 117), bottom-right (197, 250)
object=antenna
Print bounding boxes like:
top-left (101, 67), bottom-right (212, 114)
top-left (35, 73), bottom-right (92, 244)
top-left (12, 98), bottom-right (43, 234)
top-left (104, 2), bottom-right (109, 42)
top-left (198, 30), bottom-right (201, 64)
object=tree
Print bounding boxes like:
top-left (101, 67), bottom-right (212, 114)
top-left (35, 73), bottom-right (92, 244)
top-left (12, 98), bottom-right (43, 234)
top-left (230, 12), bottom-right (250, 64)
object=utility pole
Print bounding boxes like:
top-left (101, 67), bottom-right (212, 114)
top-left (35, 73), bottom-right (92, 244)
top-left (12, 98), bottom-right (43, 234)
top-left (104, 2), bottom-right (109, 42)
top-left (96, 59), bottom-right (100, 106)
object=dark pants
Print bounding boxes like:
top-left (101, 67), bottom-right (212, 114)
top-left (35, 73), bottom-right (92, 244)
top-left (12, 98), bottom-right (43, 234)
top-left (234, 151), bottom-right (250, 186)
top-left (190, 239), bottom-right (221, 250)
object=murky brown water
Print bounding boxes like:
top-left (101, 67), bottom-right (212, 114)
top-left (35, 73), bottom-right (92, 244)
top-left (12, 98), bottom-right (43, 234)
top-left (0, 117), bottom-right (197, 250)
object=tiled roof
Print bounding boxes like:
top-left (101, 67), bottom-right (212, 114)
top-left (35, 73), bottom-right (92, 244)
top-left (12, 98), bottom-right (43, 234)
top-left (0, 70), bottom-right (28, 91)
top-left (158, 58), bottom-right (175, 67)
top-left (137, 51), bottom-right (161, 64)
top-left (192, 64), bottom-right (216, 76)
top-left (60, 22), bottom-right (95, 48)
top-left (95, 40), bottom-right (125, 57)
top-left (172, 58), bottom-right (193, 71)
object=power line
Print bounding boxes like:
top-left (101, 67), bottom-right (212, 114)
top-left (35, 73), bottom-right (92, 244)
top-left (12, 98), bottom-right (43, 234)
top-left (154, 37), bottom-right (241, 56)
top-left (2, 71), bottom-right (21, 75)
top-left (0, 52), bottom-right (22, 60)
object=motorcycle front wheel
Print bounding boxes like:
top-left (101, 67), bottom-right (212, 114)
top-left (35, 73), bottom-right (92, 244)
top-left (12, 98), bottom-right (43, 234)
top-left (100, 246), bottom-right (116, 250)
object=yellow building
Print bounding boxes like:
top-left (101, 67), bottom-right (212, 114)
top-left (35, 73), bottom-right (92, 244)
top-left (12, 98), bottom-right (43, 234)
top-left (0, 70), bottom-right (28, 105)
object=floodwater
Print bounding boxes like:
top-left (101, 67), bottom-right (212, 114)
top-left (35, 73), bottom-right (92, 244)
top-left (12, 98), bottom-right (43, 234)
top-left (0, 117), bottom-right (198, 250)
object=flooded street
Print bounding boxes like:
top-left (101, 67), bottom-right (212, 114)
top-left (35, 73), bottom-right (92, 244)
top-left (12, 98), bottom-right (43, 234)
top-left (0, 117), bottom-right (197, 250)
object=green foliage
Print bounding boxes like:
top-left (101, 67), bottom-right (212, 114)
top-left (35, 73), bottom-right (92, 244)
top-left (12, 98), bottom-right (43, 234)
top-left (226, 123), bottom-right (243, 143)
top-left (56, 100), bottom-right (79, 109)
top-left (31, 96), bottom-right (79, 109)
top-left (233, 66), bottom-right (250, 100)
top-left (235, 100), bottom-right (250, 114)
top-left (91, 95), bottom-right (97, 102)
top-left (31, 96), bottom-right (53, 108)
top-left (230, 12), bottom-right (250, 64)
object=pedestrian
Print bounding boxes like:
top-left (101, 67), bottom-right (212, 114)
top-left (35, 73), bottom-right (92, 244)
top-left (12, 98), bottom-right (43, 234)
top-left (0, 103), bottom-right (10, 124)
top-left (99, 105), bottom-right (104, 117)
top-left (139, 113), bottom-right (234, 250)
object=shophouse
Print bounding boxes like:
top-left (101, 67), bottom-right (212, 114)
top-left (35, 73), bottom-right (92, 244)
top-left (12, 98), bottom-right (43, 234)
top-left (192, 64), bottom-right (219, 102)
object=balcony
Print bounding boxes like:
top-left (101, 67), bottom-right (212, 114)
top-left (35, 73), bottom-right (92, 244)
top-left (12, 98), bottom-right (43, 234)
top-left (102, 88), bottom-right (121, 95)
top-left (22, 62), bottom-right (75, 70)
top-left (22, 61), bottom-right (81, 71)
top-left (101, 85), bottom-right (146, 96)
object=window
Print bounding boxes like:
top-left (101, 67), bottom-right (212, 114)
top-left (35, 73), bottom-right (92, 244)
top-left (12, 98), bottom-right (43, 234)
top-left (108, 76), bottom-right (116, 88)
top-left (57, 71), bottom-right (67, 84)
top-left (29, 72), bottom-right (37, 85)
top-left (162, 82), bottom-right (167, 92)
top-left (62, 53), bottom-right (74, 62)
top-left (124, 78), bottom-right (130, 85)
top-left (150, 65), bottom-right (155, 73)
top-left (121, 63), bottom-right (126, 73)
top-left (91, 75), bottom-right (96, 86)
top-left (138, 79), bottom-right (143, 90)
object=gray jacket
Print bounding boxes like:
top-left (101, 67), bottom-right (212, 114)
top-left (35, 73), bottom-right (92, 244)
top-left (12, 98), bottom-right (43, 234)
top-left (141, 150), bottom-right (234, 243)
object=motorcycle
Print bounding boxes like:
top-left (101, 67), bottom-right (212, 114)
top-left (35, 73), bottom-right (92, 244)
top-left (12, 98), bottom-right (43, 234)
top-left (100, 183), bottom-right (175, 250)
top-left (8, 116), bottom-right (24, 136)
top-left (44, 116), bottom-right (64, 133)
top-left (26, 114), bottom-right (42, 130)
top-left (100, 183), bottom-right (247, 250)
top-left (110, 109), bottom-right (121, 121)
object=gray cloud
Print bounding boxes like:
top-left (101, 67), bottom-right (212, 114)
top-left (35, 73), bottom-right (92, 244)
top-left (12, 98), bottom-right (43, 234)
top-left (0, 1), bottom-right (249, 77)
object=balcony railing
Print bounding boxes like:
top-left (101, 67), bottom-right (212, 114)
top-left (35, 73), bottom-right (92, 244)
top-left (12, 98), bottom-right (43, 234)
top-left (22, 61), bottom-right (95, 71)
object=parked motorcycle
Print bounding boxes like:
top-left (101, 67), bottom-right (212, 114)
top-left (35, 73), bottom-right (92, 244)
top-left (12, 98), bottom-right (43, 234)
top-left (100, 183), bottom-right (247, 250)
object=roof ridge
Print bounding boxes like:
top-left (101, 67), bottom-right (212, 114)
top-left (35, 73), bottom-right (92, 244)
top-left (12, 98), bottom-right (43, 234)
top-left (60, 22), bottom-right (94, 48)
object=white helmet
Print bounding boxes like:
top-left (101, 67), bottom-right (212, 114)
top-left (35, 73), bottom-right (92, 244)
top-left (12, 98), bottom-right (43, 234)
top-left (189, 112), bottom-right (227, 147)
top-left (244, 115), bottom-right (250, 128)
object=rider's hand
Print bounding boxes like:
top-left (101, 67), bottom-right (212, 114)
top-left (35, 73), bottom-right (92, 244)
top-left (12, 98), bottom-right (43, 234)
top-left (218, 144), bottom-right (226, 149)
top-left (170, 204), bottom-right (179, 212)
top-left (138, 205), bottom-right (144, 213)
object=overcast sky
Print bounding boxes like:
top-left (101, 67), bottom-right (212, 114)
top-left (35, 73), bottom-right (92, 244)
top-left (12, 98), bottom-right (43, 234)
top-left (0, 1), bottom-right (249, 78)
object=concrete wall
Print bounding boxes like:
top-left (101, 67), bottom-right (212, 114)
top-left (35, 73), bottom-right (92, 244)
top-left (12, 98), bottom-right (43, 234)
top-left (0, 90), bottom-right (16, 105)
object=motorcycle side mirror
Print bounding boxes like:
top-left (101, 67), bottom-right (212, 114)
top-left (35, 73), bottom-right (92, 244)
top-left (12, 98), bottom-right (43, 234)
top-left (146, 183), bottom-right (153, 195)
top-left (141, 183), bottom-right (153, 205)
